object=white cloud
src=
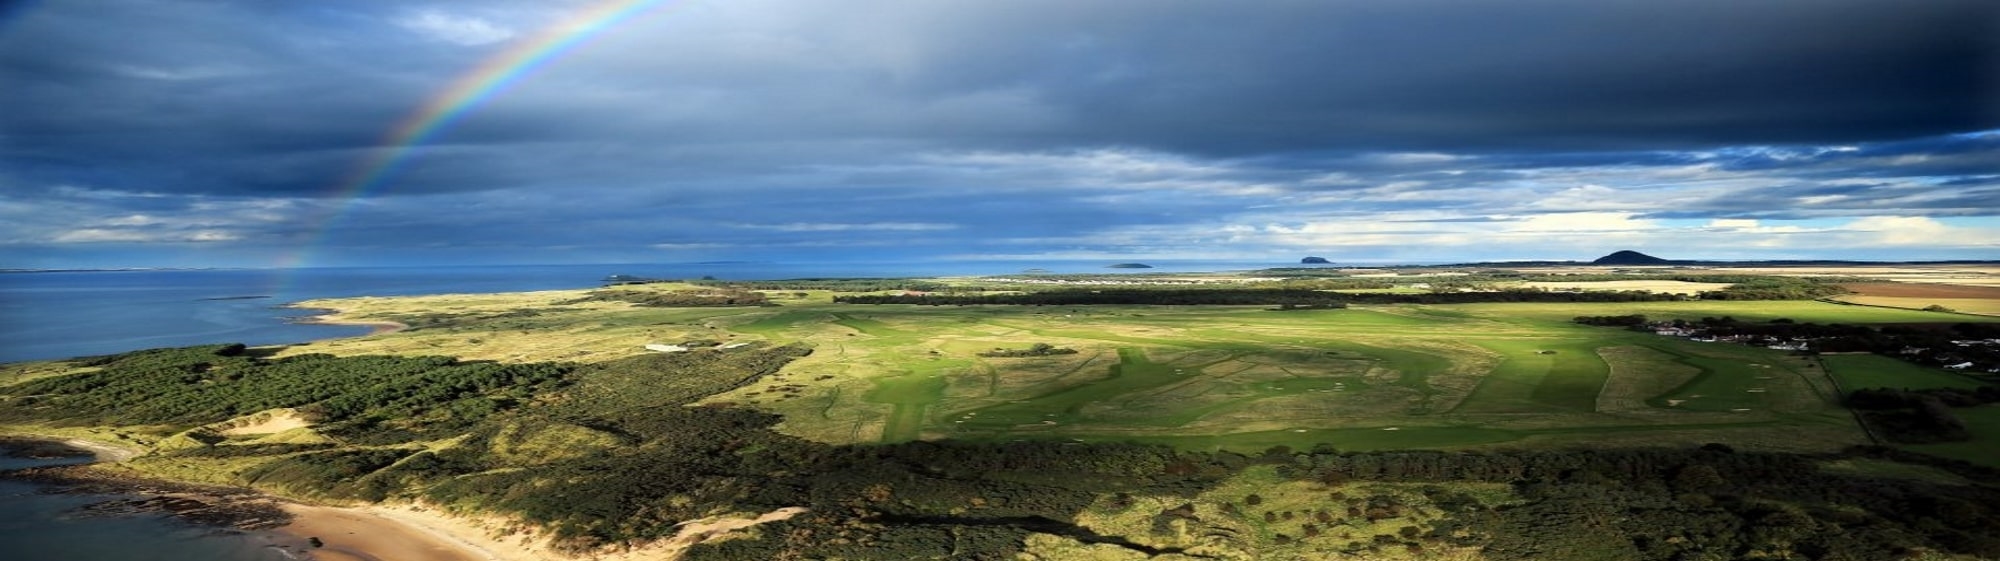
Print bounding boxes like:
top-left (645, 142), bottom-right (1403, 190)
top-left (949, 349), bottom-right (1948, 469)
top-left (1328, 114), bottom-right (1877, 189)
top-left (1502, 212), bottom-right (1658, 233)
top-left (396, 10), bottom-right (516, 46)
top-left (650, 242), bottom-right (732, 250)
top-left (99, 214), bottom-right (164, 226)
top-left (186, 230), bottom-right (242, 242)
top-left (1844, 216), bottom-right (1960, 246)
top-left (920, 148), bottom-right (1279, 194)
top-left (1372, 152), bottom-right (1461, 164)
top-left (735, 222), bottom-right (958, 232)
top-left (112, 64), bottom-right (240, 81)
top-left (50, 228), bottom-right (239, 243)
top-left (1702, 219), bottom-right (1808, 234)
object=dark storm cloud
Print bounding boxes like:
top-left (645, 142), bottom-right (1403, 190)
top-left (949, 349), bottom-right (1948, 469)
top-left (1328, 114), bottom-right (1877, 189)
top-left (886, 0), bottom-right (1999, 153)
top-left (3, 0), bottom-right (1995, 267)
top-left (0, 1), bottom-right (461, 196)
top-left (7, 0), bottom-right (1994, 199)
top-left (1710, 134), bottom-right (2000, 181)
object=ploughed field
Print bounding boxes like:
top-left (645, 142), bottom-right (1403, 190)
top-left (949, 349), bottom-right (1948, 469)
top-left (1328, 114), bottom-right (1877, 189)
top-left (1832, 282), bottom-right (2000, 316)
top-left (268, 287), bottom-right (2000, 454)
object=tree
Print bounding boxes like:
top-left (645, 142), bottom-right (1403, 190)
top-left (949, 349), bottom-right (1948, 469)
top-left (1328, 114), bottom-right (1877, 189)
top-left (1672, 464), bottom-right (1726, 493)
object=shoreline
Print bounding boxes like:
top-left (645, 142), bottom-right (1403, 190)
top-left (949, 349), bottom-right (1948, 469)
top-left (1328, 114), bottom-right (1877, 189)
top-left (0, 436), bottom-right (803, 561)
top-left (0, 437), bottom-right (499, 561)
top-left (278, 503), bottom-right (494, 561)
top-left (2, 442), bottom-right (809, 561)
top-left (288, 311), bottom-right (409, 337)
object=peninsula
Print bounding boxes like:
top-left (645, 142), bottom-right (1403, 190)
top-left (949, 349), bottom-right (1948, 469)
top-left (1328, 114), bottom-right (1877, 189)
top-left (6, 260), bottom-right (2000, 560)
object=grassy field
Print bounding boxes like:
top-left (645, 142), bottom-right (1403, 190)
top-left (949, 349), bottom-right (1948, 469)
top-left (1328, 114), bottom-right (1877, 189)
top-left (1907, 405), bottom-right (2000, 466)
top-left (1820, 354), bottom-right (1988, 393)
top-left (244, 290), bottom-right (2000, 455)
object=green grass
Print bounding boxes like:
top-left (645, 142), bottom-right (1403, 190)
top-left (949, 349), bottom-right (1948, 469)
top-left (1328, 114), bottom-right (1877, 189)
top-left (1814, 356), bottom-right (2000, 467)
top-left (1189, 329), bottom-right (1454, 396)
top-left (1906, 405), bottom-right (2000, 466)
top-left (763, 300), bottom-right (1918, 453)
top-left (952, 348), bottom-right (1193, 429)
top-left (1645, 344), bottom-right (1794, 412)
top-left (282, 289), bottom-right (1930, 454)
top-left (1821, 354), bottom-right (1986, 393)
top-left (1090, 425), bottom-right (1525, 453)
top-left (732, 311), bottom-right (829, 334)
top-left (1444, 300), bottom-right (2000, 325)
top-left (863, 359), bottom-right (966, 442)
top-left (821, 301), bottom-right (1871, 452)
top-left (1458, 339), bottom-right (1608, 413)
top-left (829, 313), bottom-right (910, 337)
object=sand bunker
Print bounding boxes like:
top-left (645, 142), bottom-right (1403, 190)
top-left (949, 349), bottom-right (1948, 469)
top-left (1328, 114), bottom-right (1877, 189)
top-left (220, 409), bottom-right (312, 436)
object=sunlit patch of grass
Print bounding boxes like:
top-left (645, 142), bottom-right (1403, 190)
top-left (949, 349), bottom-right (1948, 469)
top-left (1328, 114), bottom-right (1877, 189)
top-left (232, 290), bottom-right (1900, 454)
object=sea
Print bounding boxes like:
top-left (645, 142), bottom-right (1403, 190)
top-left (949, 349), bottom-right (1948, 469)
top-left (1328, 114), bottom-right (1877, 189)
top-left (0, 259), bottom-right (1301, 559)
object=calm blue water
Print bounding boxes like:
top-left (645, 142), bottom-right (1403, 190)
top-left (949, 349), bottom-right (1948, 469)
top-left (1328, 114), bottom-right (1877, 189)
top-left (0, 259), bottom-right (1298, 559)
top-left (0, 260), bottom-right (1295, 364)
top-left (0, 450), bottom-right (287, 561)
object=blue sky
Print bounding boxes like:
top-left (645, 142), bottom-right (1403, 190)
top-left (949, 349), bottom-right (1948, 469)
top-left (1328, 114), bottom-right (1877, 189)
top-left (1, 0), bottom-right (1996, 269)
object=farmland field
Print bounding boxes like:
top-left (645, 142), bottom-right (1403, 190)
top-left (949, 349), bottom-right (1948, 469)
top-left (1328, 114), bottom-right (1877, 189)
top-left (1829, 282), bottom-right (2000, 316)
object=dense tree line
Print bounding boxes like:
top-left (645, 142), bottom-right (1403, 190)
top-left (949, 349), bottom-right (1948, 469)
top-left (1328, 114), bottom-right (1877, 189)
top-left (1268, 278), bottom-right (1399, 290)
top-left (564, 288), bottom-right (771, 307)
top-left (836, 288), bottom-right (1358, 306)
top-left (1281, 446), bottom-right (2000, 560)
top-left (835, 288), bottom-right (1709, 306)
top-left (0, 345), bottom-right (570, 428)
top-left (1695, 276), bottom-right (1851, 300)
top-left (690, 278), bottom-right (949, 292)
top-left (1574, 314), bottom-right (1650, 326)
top-left (1658, 319), bottom-right (2000, 367)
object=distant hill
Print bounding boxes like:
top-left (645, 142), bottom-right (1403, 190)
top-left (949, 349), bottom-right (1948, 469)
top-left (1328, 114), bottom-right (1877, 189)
top-left (1591, 250), bottom-right (1670, 265)
top-left (1300, 256), bottom-right (1331, 264)
top-left (1105, 263), bottom-right (1154, 269)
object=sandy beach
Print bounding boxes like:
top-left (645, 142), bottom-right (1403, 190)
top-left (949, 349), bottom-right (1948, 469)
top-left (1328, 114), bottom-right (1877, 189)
top-left (59, 437), bottom-right (141, 462)
top-left (273, 502), bottom-right (811, 561)
top-left (279, 504), bottom-right (495, 561)
top-left (293, 314), bottom-right (410, 336)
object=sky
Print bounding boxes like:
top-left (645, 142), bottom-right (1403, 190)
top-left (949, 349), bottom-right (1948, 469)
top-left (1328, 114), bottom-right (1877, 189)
top-left (1, 0), bottom-right (1996, 269)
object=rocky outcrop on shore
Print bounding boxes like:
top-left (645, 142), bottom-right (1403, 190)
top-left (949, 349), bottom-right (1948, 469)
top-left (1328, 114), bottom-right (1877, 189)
top-left (6, 464), bottom-right (293, 531)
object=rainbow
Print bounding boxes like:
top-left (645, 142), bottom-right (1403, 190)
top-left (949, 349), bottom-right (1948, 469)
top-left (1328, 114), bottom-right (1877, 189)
top-left (282, 0), bottom-right (668, 270)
